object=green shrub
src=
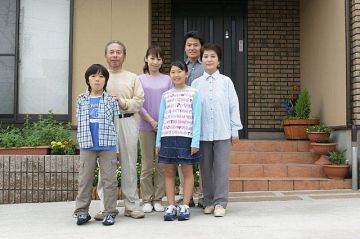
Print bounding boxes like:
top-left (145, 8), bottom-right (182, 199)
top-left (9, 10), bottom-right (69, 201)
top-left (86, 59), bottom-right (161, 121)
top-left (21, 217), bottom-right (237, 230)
top-left (327, 149), bottom-right (347, 165)
top-left (0, 112), bottom-right (75, 153)
top-left (305, 124), bottom-right (333, 133)
top-left (294, 88), bottom-right (311, 119)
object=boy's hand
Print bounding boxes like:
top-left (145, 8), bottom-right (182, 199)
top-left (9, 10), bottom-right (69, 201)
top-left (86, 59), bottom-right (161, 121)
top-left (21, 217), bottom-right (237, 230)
top-left (155, 147), bottom-right (160, 154)
top-left (191, 147), bottom-right (199, 155)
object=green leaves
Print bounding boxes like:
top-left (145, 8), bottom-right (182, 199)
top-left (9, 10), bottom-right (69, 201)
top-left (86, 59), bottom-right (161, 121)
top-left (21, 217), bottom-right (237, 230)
top-left (0, 112), bottom-right (74, 149)
top-left (294, 88), bottom-right (311, 119)
top-left (327, 149), bottom-right (347, 165)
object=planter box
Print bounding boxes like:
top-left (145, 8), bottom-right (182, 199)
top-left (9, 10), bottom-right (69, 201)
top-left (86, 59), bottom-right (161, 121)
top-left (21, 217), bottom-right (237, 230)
top-left (0, 146), bottom-right (50, 155)
top-left (283, 119), bottom-right (320, 140)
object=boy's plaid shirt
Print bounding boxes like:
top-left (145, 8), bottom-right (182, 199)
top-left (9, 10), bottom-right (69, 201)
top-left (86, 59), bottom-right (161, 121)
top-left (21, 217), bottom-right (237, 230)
top-left (76, 91), bottom-right (120, 149)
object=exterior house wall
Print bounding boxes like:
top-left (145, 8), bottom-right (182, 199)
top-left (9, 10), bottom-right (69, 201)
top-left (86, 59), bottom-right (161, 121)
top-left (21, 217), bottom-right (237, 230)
top-left (247, 0), bottom-right (300, 129)
top-left (151, 0), bottom-right (172, 73)
top-left (70, 0), bottom-right (349, 129)
top-left (352, 0), bottom-right (360, 125)
top-left (71, 0), bottom-right (150, 124)
top-left (300, 0), bottom-right (347, 127)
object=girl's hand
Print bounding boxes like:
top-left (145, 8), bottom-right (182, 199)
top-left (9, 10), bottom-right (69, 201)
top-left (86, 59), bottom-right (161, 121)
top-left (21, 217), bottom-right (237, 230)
top-left (155, 147), bottom-right (160, 154)
top-left (231, 136), bottom-right (240, 145)
top-left (191, 147), bottom-right (199, 155)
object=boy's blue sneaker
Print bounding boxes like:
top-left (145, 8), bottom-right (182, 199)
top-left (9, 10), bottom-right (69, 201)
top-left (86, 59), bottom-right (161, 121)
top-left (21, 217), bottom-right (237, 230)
top-left (164, 205), bottom-right (177, 221)
top-left (102, 214), bottom-right (115, 226)
top-left (177, 205), bottom-right (190, 221)
top-left (76, 213), bottom-right (91, 225)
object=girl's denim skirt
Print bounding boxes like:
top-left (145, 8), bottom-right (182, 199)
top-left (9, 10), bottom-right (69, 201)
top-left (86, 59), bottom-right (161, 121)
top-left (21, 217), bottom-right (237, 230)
top-left (158, 136), bottom-right (200, 164)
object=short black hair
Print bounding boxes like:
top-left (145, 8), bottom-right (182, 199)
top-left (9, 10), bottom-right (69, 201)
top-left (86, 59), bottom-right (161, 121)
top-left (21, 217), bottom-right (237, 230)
top-left (201, 43), bottom-right (222, 61)
top-left (85, 64), bottom-right (109, 92)
top-left (183, 30), bottom-right (205, 47)
top-left (170, 59), bottom-right (188, 73)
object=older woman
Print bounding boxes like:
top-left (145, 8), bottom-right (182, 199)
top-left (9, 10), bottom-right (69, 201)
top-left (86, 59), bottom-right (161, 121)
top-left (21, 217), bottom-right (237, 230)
top-left (191, 43), bottom-right (242, 217)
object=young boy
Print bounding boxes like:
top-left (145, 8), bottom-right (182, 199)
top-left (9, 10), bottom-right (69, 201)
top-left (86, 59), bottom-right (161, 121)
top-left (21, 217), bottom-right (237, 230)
top-left (74, 64), bottom-right (120, 226)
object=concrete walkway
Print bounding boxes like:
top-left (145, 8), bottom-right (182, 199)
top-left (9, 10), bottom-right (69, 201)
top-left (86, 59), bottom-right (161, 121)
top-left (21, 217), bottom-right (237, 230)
top-left (1, 190), bottom-right (360, 239)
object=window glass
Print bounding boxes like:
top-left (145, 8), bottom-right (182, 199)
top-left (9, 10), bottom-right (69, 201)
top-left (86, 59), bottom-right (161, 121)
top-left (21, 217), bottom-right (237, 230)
top-left (0, 0), bottom-right (16, 54)
top-left (18, 0), bottom-right (70, 114)
top-left (0, 57), bottom-right (15, 114)
top-left (0, 0), bottom-right (16, 115)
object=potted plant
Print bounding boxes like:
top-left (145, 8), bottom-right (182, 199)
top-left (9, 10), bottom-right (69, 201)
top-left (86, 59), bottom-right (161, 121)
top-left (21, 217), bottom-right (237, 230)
top-left (305, 124), bottom-right (333, 142)
top-left (310, 138), bottom-right (337, 155)
top-left (310, 137), bottom-right (337, 165)
top-left (0, 113), bottom-right (76, 155)
top-left (282, 88), bottom-right (320, 139)
top-left (323, 149), bottom-right (350, 179)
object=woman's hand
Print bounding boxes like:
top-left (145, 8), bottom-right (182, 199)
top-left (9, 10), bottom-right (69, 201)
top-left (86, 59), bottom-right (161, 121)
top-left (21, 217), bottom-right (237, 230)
top-left (231, 136), bottom-right (240, 145)
top-left (155, 147), bottom-right (160, 154)
top-left (191, 147), bottom-right (199, 155)
top-left (150, 120), bottom-right (158, 131)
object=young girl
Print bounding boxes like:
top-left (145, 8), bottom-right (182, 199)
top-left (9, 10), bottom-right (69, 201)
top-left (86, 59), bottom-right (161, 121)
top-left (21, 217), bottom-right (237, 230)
top-left (192, 43), bottom-right (242, 217)
top-left (74, 64), bottom-right (120, 226)
top-left (139, 46), bottom-right (173, 213)
top-left (156, 60), bottom-right (201, 221)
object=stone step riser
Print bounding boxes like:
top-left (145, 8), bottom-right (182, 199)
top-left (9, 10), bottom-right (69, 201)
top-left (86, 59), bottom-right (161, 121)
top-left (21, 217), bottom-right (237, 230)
top-left (232, 140), bottom-right (310, 152)
top-left (230, 152), bottom-right (318, 164)
top-left (229, 179), bottom-right (352, 192)
top-left (229, 164), bottom-right (326, 178)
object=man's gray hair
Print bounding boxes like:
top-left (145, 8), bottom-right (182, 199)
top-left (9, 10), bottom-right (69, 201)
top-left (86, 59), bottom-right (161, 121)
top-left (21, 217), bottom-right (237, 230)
top-left (104, 40), bottom-right (126, 55)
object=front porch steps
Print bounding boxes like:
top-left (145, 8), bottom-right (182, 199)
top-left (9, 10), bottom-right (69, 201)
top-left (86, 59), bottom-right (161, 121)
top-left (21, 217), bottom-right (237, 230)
top-left (229, 140), bottom-right (352, 192)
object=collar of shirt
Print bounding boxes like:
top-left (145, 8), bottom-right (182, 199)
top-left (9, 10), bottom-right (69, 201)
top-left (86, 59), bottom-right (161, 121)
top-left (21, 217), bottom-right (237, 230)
top-left (203, 70), bottom-right (221, 81)
top-left (84, 90), bottom-right (107, 98)
top-left (185, 57), bottom-right (202, 65)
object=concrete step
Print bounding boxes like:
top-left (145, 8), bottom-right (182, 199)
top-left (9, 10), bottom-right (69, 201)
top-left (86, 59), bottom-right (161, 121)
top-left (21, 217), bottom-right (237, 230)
top-left (229, 177), bottom-right (352, 192)
top-left (232, 140), bottom-right (310, 152)
top-left (227, 189), bottom-right (360, 202)
top-left (230, 151), bottom-right (318, 164)
top-left (229, 163), bottom-right (326, 178)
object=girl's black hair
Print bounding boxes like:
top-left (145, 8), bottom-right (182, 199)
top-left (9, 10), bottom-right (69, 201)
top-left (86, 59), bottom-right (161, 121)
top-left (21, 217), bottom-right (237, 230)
top-left (85, 64), bottom-right (109, 92)
top-left (143, 45), bottom-right (165, 74)
top-left (169, 59), bottom-right (188, 72)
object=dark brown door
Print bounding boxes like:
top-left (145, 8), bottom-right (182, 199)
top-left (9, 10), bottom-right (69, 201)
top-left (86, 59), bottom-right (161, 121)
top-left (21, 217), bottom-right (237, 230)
top-left (172, 0), bottom-right (248, 138)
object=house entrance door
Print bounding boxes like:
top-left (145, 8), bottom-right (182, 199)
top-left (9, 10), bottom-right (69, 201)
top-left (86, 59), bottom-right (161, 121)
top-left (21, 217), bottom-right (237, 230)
top-left (172, 0), bottom-right (248, 138)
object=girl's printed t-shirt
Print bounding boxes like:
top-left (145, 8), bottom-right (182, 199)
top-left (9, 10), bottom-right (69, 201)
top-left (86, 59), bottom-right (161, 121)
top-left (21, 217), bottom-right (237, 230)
top-left (156, 86), bottom-right (201, 148)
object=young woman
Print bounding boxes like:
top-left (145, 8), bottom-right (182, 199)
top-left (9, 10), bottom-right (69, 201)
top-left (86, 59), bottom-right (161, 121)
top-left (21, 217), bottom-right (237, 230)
top-left (74, 64), bottom-right (120, 226)
top-left (156, 60), bottom-right (201, 221)
top-left (192, 43), bottom-right (242, 217)
top-left (139, 46), bottom-right (172, 213)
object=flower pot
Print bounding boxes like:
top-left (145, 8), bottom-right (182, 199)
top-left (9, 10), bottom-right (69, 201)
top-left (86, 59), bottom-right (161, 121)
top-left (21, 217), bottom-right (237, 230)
top-left (307, 132), bottom-right (331, 142)
top-left (323, 165), bottom-right (350, 179)
top-left (310, 142), bottom-right (337, 155)
top-left (0, 146), bottom-right (50, 155)
top-left (283, 119), bottom-right (320, 140)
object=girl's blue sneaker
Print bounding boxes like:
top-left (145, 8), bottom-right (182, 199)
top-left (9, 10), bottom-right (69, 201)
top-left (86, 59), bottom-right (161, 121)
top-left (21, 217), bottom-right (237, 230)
top-left (164, 205), bottom-right (177, 221)
top-left (177, 205), bottom-right (190, 221)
